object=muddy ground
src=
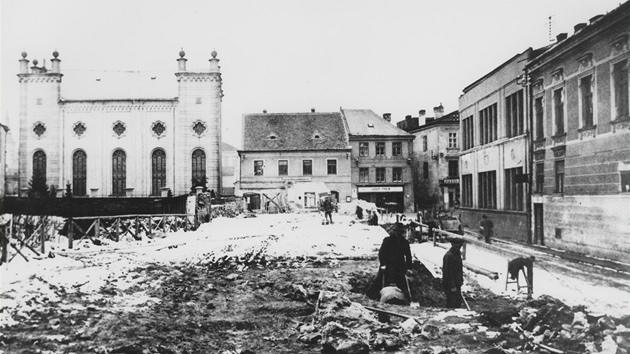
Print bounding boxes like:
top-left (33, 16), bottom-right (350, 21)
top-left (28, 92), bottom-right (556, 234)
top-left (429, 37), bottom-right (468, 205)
top-left (1, 252), bottom-right (556, 354)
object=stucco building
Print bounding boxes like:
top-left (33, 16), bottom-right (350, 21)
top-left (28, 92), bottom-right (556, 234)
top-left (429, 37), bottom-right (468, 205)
top-left (16, 50), bottom-right (223, 197)
top-left (526, 2), bottom-right (630, 262)
top-left (403, 106), bottom-right (460, 211)
top-left (221, 142), bottom-right (239, 196)
top-left (342, 109), bottom-right (415, 213)
top-left (459, 47), bottom-right (545, 242)
top-left (237, 110), bottom-right (352, 212)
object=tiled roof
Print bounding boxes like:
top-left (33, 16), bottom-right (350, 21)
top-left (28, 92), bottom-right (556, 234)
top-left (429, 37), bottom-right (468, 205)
top-left (342, 109), bottom-right (413, 137)
top-left (242, 112), bottom-right (349, 151)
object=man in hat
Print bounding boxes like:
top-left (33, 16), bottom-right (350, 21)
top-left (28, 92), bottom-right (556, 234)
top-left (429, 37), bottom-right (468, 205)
top-left (377, 222), bottom-right (413, 300)
top-left (442, 237), bottom-right (465, 308)
top-left (479, 214), bottom-right (494, 244)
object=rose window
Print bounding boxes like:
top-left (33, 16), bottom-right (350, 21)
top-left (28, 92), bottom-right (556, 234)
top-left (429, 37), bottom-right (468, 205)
top-left (73, 122), bottom-right (86, 137)
top-left (113, 121), bottom-right (126, 137)
top-left (192, 121), bottom-right (207, 136)
top-left (33, 122), bottom-right (46, 137)
top-left (152, 121), bottom-right (166, 137)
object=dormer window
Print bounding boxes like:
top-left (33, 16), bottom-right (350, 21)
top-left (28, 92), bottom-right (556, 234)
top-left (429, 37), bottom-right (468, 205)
top-left (266, 132), bottom-right (278, 140)
top-left (313, 135), bottom-right (320, 139)
top-left (268, 135), bottom-right (277, 140)
top-left (367, 123), bottom-right (375, 128)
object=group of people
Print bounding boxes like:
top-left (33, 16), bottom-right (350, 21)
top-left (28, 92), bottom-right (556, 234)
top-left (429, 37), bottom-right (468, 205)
top-left (369, 221), bottom-right (466, 309)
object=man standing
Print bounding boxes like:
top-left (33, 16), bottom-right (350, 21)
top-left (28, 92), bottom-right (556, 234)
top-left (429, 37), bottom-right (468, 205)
top-left (480, 214), bottom-right (494, 244)
top-left (442, 237), bottom-right (464, 308)
top-left (323, 197), bottom-right (334, 224)
top-left (378, 223), bottom-right (413, 300)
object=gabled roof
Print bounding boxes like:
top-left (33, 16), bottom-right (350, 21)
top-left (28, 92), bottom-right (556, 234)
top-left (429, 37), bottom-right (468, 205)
top-left (341, 109), bottom-right (413, 138)
top-left (222, 142), bottom-right (238, 151)
top-left (407, 111), bottom-right (460, 134)
top-left (242, 112), bottom-right (349, 151)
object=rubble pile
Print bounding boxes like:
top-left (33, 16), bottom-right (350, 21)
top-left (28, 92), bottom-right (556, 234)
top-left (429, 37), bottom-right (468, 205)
top-left (298, 291), bottom-right (409, 353)
top-left (338, 200), bottom-right (378, 218)
top-left (485, 295), bottom-right (630, 353)
top-left (210, 200), bottom-right (246, 218)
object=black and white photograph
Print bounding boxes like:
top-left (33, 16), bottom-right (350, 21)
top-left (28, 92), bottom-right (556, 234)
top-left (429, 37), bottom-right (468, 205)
top-left (1, 0), bottom-right (629, 352)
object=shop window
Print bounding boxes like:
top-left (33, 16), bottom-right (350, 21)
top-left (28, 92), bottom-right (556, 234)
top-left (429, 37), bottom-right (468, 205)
top-left (505, 167), bottom-right (524, 211)
top-left (462, 174), bottom-right (473, 207)
top-left (478, 170), bottom-right (496, 209)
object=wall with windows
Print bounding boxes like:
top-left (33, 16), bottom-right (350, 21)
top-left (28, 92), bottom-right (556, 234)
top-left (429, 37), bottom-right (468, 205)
top-left (527, 1), bottom-right (630, 261)
top-left (17, 51), bottom-right (223, 197)
top-left (458, 48), bottom-right (534, 242)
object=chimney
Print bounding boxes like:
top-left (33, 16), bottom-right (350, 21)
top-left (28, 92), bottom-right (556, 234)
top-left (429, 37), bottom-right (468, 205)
top-left (177, 48), bottom-right (187, 72)
top-left (574, 23), bottom-right (587, 33)
top-left (433, 104), bottom-right (444, 119)
top-left (208, 49), bottom-right (220, 73)
top-left (311, 108), bottom-right (316, 113)
top-left (556, 33), bottom-right (568, 42)
top-left (51, 50), bottom-right (61, 73)
top-left (383, 113), bottom-right (391, 122)
top-left (589, 15), bottom-right (603, 24)
top-left (418, 109), bottom-right (426, 126)
top-left (19, 51), bottom-right (29, 74)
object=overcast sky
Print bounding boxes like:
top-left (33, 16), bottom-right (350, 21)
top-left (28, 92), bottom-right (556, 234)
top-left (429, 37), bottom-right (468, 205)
top-left (1, 0), bottom-right (626, 150)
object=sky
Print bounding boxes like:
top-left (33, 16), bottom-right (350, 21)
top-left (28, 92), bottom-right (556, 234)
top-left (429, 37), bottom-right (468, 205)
top-left (1, 0), bottom-right (626, 152)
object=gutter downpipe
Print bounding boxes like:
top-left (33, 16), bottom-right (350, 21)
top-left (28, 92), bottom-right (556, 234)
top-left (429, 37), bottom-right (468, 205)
top-left (525, 65), bottom-right (533, 245)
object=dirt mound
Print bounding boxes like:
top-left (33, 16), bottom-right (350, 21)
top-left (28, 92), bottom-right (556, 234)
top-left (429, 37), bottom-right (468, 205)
top-left (350, 260), bottom-right (446, 307)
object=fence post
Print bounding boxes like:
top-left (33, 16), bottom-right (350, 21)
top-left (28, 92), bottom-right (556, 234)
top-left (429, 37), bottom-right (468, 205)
top-left (148, 216), bottom-right (152, 236)
top-left (462, 240), bottom-right (467, 260)
top-left (95, 218), bottom-right (100, 239)
top-left (1, 224), bottom-right (8, 264)
top-left (173, 216), bottom-right (178, 232)
top-left (40, 216), bottom-right (46, 254)
top-left (184, 215), bottom-right (189, 231)
top-left (68, 217), bottom-right (74, 249)
top-left (135, 216), bottom-right (140, 240)
top-left (114, 218), bottom-right (120, 242)
top-left (162, 215), bottom-right (167, 233)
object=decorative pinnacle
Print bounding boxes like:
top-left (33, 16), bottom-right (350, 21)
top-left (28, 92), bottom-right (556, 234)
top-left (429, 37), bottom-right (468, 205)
top-left (21, 51), bottom-right (28, 59)
top-left (33, 59), bottom-right (39, 66)
top-left (211, 49), bottom-right (217, 58)
top-left (53, 50), bottom-right (59, 58)
top-left (179, 48), bottom-right (185, 58)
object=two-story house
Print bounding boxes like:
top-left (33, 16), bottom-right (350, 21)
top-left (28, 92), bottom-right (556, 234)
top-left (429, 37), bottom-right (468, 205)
top-left (237, 110), bottom-right (352, 212)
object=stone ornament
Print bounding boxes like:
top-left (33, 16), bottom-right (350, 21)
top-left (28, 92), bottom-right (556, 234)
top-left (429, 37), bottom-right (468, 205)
top-left (73, 122), bottom-right (86, 138)
top-left (112, 121), bottom-right (127, 138)
top-left (151, 121), bottom-right (166, 139)
top-left (192, 120), bottom-right (207, 137)
top-left (33, 122), bottom-right (46, 139)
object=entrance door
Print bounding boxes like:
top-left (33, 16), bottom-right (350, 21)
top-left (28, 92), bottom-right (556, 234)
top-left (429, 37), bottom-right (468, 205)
top-left (534, 203), bottom-right (544, 245)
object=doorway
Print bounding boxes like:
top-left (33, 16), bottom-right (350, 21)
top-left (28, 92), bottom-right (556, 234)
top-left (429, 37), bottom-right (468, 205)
top-left (534, 203), bottom-right (544, 246)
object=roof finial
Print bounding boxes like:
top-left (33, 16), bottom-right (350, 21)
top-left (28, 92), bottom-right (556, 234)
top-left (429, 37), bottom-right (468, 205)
top-left (211, 48), bottom-right (217, 58)
top-left (179, 47), bottom-right (185, 58)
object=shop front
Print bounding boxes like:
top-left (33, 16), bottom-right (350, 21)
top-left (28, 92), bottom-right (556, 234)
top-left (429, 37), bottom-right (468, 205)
top-left (357, 186), bottom-right (404, 213)
top-left (439, 178), bottom-right (460, 210)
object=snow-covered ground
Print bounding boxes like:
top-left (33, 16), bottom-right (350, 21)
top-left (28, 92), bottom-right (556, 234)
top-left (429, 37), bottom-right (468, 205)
top-left (1, 212), bottom-right (628, 326)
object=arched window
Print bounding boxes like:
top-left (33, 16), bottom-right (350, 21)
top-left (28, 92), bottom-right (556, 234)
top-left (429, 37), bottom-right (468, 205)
top-left (33, 150), bottom-right (46, 180)
top-left (192, 149), bottom-right (206, 188)
top-left (73, 150), bottom-right (87, 196)
top-left (112, 149), bottom-right (126, 196)
top-left (152, 149), bottom-right (166, 195)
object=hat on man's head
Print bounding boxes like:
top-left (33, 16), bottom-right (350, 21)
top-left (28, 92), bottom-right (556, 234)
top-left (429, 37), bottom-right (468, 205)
top-left (392, 222), bottom-right (407, 232)
top-left (448, 237), bottom-right (465, 245)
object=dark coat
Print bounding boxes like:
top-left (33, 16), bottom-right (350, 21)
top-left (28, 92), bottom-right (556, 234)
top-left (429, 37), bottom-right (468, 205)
top-left (480, 218), bottom-right (494, 237)
top-left (323, 199), bottom-right (333, 213)
top-left (378, 232), bottom-right (412, 273)
top-left (442, 247), bottom-right (463, 289)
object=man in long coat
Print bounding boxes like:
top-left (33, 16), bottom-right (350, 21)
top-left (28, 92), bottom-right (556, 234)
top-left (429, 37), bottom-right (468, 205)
top-left (442, 237), bottom-right (465, 308)
top-left (378, 222), bottom-right (413, 300)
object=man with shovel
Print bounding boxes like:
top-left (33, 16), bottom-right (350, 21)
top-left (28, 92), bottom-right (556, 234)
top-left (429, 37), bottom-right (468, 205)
top-left (442, 237), bottom-right (465, 308)
top-left (376, 222), bottom-right (414, 303)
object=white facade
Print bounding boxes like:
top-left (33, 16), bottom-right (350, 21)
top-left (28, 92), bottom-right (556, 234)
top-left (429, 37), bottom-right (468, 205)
top-left (17, 50), bottom-right (223, 197)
